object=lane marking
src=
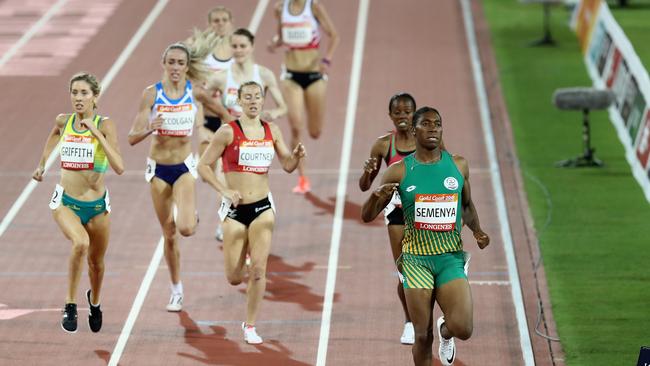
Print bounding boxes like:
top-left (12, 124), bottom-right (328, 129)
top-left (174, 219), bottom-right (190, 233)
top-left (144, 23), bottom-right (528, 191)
top-left (108, 2), bottom-right (269, 365)
top-left (108, 238), bottom-right (164, 366)
top-left (459, 0), bottom-right (534, 364)
top-left (316, 1), bottom-right (369, 365)
top-left (0, 0), bottom-right (69, 69)
top-left (0, 0), bottom-right (123, 76)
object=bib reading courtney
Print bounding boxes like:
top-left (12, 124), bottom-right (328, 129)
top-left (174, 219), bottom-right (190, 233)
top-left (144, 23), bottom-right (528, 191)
top-left (238, 140), bottom-right (274, 173)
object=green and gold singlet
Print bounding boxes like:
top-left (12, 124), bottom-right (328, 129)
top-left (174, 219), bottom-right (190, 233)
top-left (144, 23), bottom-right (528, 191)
top-left (59, 114), bottom-right (108, 173)
top-left (398, 151), bottom-right (464, 255)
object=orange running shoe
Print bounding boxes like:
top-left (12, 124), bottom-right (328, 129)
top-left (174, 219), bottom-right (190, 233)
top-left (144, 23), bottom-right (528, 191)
top-left (292, 176), bottom-right (311, 194)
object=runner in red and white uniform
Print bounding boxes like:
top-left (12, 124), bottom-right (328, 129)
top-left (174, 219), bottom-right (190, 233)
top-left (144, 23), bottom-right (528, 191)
top-left (198, 81), bottom-right (305, 345)
top-left (268, 0), bottom-right (339, 193)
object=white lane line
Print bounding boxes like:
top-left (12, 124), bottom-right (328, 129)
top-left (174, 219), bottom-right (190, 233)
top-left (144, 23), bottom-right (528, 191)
top-left (107, 1), bottom-right (269, 364)
top-left (459, 0), bottom-right (535, 364)
top-left (248, 0), bottom-right (269, 33)
top-left (0, 0), bottom-right (69, 69)
top-left (0, 0), bottom-right (170, 240)
top-left (315, 0), bottom-right (370, 365)
top-left (107, 238), bottom-right (164, 366)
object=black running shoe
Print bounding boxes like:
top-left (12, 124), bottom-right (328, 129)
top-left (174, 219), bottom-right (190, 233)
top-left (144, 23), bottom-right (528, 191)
top-left (61, 303), bottom-right (77, 333)
top-left (86, 289), bottom-right (102, 333)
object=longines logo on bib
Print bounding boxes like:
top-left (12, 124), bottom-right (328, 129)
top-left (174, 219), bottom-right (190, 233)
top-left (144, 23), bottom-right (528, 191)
top-left (443, 177), bottom-right (458, 190)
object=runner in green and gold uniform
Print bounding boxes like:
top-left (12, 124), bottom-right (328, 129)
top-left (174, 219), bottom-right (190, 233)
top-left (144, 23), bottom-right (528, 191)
top-left (32, 73), bottom-right (124, 334)
top-left (362, 107), bottom-right (489, 366)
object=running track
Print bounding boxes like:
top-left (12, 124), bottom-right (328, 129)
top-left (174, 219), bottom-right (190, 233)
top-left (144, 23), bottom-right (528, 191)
top-left (0, 1), bottom-right (564, 365)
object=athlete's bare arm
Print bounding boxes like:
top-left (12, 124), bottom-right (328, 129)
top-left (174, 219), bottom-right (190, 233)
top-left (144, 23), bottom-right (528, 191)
top-left (270, 123), bottom-right (305, 172)
top-left (203, 70), bottom-right (234, 121)
top-left (197, 124), bottom-right (244, 206)
top-left (32, 114), bottom-right (67, 181)
top-left (454, 155), bottom-right (489, 249)
top-left (260, 67), bottom-right (287, 121)
top-left (267, 2), bottom-right (284, 52)
top-left (313, 1), bottom-right (339, 71)
top-left (361, 160), bottom-right (405, 222)
top-left (359, 133), bottom-right (391, 191)
top-left (128, 86), bottom-right (159, 146)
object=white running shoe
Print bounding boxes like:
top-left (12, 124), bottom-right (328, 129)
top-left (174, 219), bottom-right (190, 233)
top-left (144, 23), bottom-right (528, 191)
top-left (400, 321), bottom-right (415, 344)
top-left (242, 322), bottom-right (263, 344)
top-left (215, 225), bottom-right (224, 242)
top-left (166, 293), bottom-right (183, 312)
top-left (437, 316), bottom-right (456, 365)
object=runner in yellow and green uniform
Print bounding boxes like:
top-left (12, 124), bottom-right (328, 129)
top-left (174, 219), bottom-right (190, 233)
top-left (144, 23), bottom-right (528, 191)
top-left (362, 107), bottom-right (489, 366)
top-left (32, 72), bottom-right (124, 334)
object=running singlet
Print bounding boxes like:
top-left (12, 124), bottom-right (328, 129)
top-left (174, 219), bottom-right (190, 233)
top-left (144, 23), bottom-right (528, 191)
top-left (398, 151), bottom-right (464, 256)
top-left (204, 53), bottom-right (233, 108)
top-left (281, 0), bottom-right (320, 49)
top-left (150, 80), bottom-right (197, 137)
top-left (204, 53), bottom-right (234, 73)
top-left (222, 120), bottom-right (275, 174)
top-left (221, 65), bottom-right (264, 118)
top-left (59, 114), bottom-right (107, 173)
top-left (385, 131), bottom-right (415, 167)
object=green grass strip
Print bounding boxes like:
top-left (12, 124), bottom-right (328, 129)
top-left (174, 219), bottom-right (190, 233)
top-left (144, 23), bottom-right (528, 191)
top-left (482, 1), bottom-right (650, 365)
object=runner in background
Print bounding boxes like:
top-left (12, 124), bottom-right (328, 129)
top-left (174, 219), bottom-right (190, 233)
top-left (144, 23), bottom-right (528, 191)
top-left (32, 72), bottom-right (124, 333)
top-left (190, 6), bottom-right (236, 241)
top-left (268, 0), bottom-right (339, 193)
top-left (359, 93), bottom-right (417, 345)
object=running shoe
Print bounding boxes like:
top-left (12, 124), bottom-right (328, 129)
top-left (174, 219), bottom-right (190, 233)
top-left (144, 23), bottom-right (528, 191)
top-left (61, 303), bottom-right (78, 333)
top-left (215, 225), bottom-right (224, 242)
top-left (242, 322), bottom-right (263, 344)
top-left (437, 316), bottom-right (456, 365)
top-left (86, 289), bottom-right (102, 333)
top-left (292, 176), bottom-right (311, 194)
top-left (166, 293), bottom-right (183, 312)
top-left (400, 321), bottom-right (415, 344)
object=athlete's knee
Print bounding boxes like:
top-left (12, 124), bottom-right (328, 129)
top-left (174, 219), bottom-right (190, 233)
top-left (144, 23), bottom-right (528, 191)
top-left (87, 257), bottom-right (104, 273)
top-left (447, 320), bottom-right (473, 340)
top-left (414, 329), bottom-right (433, 346)
top-left (308, 128), bottom-right (321, 139)
top-left (71, 237), bottom-right (90, 256)
top-left (226, 272), bottom-right (243, 286)
top-left (249, 265), bottom-right (266, 281)
top-left (161, 221), bottom-right (176, 239)
top-left (177, 223), bottom-right (195, 237)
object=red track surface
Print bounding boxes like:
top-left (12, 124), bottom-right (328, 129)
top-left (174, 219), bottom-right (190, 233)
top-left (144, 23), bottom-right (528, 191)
top-left (0, 0), bottom-right (563, 365)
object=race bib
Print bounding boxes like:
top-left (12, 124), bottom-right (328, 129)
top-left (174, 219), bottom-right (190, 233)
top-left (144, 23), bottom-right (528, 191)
top-left (282, 22), bottom-right (313, 47)
top-left (49, 184), bottom-right (64, 210)
top-left (60, 134), bottom-right (94, 170)
top-left (155, 104), bottom-right (194, 136)
top-left (414, 193), bottom-right (458, 231)
top-left (218, 196), bottom-right (232, 222)
top-left (238, 140), bottom-right (274, 173)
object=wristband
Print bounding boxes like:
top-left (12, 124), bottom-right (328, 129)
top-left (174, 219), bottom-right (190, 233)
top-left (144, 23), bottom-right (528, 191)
top-left (321, 58), bottom-right (331, 66)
